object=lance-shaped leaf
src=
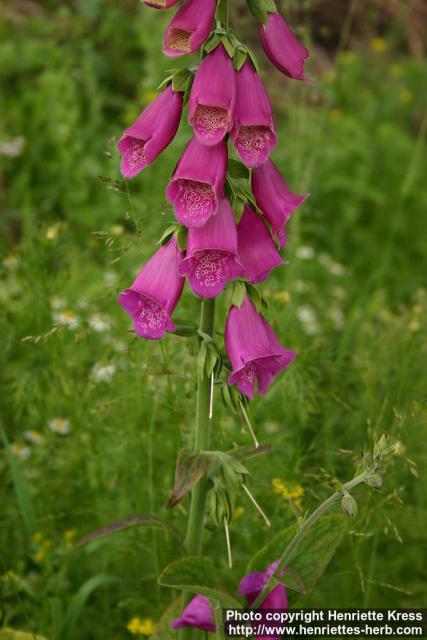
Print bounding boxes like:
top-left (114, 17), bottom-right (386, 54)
top-left (247, 515), bottom-right (346, 594)
top-left (158, 556), bottom-right (241, 608)
top-left (76, 514), bottom-right (181, 547)
top-left (228, 443), bottom-right (271, 461)
top-left (168, 449), bottom-right (217, 508)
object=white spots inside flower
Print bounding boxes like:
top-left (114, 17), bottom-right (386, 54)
top-left (177, 180), bottom-right (214, 220)
top-left (235, 126), bottom-right (272, 163)
top-left (167, 29), bottom-right (191, 53)
top-left (192, 250), bottom-right (228, 289)
top-left (195, 105), bottom-right (228, 140)
top-left (91, 363), bottom-right (117, 383)
top-left (126, 138), bottom-right (147, 171)
top-left (242, 362), bottom-right (257, 384)
top-left (138, 298), bottom-right (168, 333)
top-left (48, 418), bottom-right (71, 435)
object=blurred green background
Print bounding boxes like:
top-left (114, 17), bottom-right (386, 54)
top-left (1, 0), bottom-right (426, 638)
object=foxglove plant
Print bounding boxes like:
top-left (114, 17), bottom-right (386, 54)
top-left (94, 1), bottom-right (395, 638)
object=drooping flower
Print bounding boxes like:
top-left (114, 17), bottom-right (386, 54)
top-left (118, 237), bottom-right (184, 340)
top-left (118, 86), bottom-right (183, 179)
top-left (163, 0), bottom-right (216, 57)
top-left (237, 205), bottom-right (283, 284)
top-left (166, 137), bottom-right (227, 228)
top-left (239, 561), bottom-right (288, 640)
top-left (171, 595), bottom-right (215, 633)
top-left (259, 12), bottom-right (309, 80)
top-left (189, 44), bottom-right (236, 146)
top-left (225, 297), bottom-right (296, 398)
top-left (252, 158), bottom-right (308, 248)
top-left (230, 61), bottom-right (276, 168)
top-left (178, 196), bottom-right (242, 298)
top-left (143, 0), bottom-right (178, 8)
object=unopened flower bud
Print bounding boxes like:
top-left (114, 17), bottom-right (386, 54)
top-left (341, 494), bottom-right (358, 518)
top-left (366, 474), bottom-right (383, 489)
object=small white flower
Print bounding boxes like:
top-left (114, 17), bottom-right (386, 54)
top-left (329, 306), bottom-right (345, 330)
top-left (50, 296), bottom-right (67, 310)
top-left (104, 271), bottom-right (118, 285)
top-left (295, 246), bottom-right (315, 260)
top-left (11, 443), bottom-right (31, 459)
top-left (91, 363), bottom-right (117, 383)
top-left (294, 280), bottom-right (308, 293)
top-left (48, 418), bottom-right (71, 435)
top-left (297, 305), bottom-right (320, 335)
top-left (89, 314), bottom-right (111, 332)
top-left (24, 430), bottom-right (44, 445)
top-left (53, 310), bottom-right (80, 329)
top-left (2, 255), bottom-right (19, 270)
top-left (319, 254), bottom-right (346, 276)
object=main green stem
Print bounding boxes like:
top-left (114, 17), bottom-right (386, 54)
top-left (179, 298), bottom-right (216, 640)
top-left (250, 469), bottom-right (371, 609)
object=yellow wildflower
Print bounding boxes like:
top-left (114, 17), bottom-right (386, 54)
top-left (322, 70), bottom-right (336, 84)
top-left (272, 479), bottom-right (304, 511)
top-left (234, 506), bottom-right (245, 520)
top-left (370, 37), bottom-right (388, 54)
top-left (34, 550), bottom-right (45, 564)
top-left (33, 532), bottom-right (44, 544)
top-left (127, 617), bottom-right (155, 636)
top-left (389, 63), bottom-right (402, 77)
top-left (400, 89), bottom-right (413, 104)
top-left (340, 50), bottom-right (356, 64)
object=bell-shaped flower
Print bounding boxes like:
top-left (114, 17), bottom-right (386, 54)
top-left (237, 205), bottom-right (283, 284)
top-left (171, 595), bottom-right (215, 632)
top-left (225, 297), bottom-right (296, 398)
top-left (189, 44), bottom-right (236, 146)
top-left (166, 137), bottom-right (227, 228)
top-left (118, 237), bottom-right (184, 340)
top-left (230, 61), bottom-right (276, 168)
top-left (252, 158), bottom-right (308, 248)
top-left (178, 196), bottom-right (242, 298)
top-left (239, 561), bottom-right (288, 640)
top-left (163, 0), bottom-right (216, 57)
top-left (143, 0), bottom-right (178, 8)
top-left (118, 86), bottom-right (183, 179)
top-left (259, 12), bottom-right (309, 80)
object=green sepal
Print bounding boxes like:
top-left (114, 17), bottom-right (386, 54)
top-left (220, 34), bottom-right (235, 58)
top-left (203, 34), bottom-right (221, 54)
top-left (233, 47), bottom-right (248, 71)
top-left (227, 159), bottom-right (250, 180)
top-left (246, 0), bottom-right (277, 24)
top-left (171, 68), bottom-right (193, 93)
top-left (245, 282), bottom-right (268, 313)
top-left (175, 225), bottom-right (188, 252)
top-left (157, 223), bottom-right (179, 246)
top-left (172, 319), bottom-right (198, 338)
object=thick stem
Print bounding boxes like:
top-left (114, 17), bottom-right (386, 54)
top-left (250, 469), bottom-right (370, 609)
top-left (179, 298), bottom-right (216, 640)
top-left (216, 0), bottom-right (229, 29)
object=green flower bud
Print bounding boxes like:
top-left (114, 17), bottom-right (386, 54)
top-left (341, 494), bottom-right (358, 518)
top-left (366, 473), bottom-right (383, 489)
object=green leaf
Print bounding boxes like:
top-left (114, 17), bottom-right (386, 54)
top-left (150, 597), bottom-right (182, 640)
top-left (176, 225), bottom-right (187, 252)
top-left (227, 159), bottom-right (249, 180)
top-left (1, 425), bottom-right (38, 538)
top-left (247, 516), bottom-right (346, 594)
top-left (60, 574), bottom-right (120, 640)
top-left (75, 514), bottom-right (181, 547)
top-left (221, 382), bottom-right (238, 414)
top-left (171, 68), bottom-right (192, 93)
top-left (158, 557), bottom-right (241, 608)
top-left (157, 224), bottom-right (178, 246)
top-left (0, 631), bottom-right (48, 640)
top-left (229, 443), bottom-right (271, 460)
top-left (172, 318), bottom-right (198, 338)
top-left (233, 47), bottom-right (248, 71)
top-left (231, 280), bottom-right (246, 308)
top-left (168, 450), bottom-right (216, 508)
top-left (220, 34), bottom-right (235, 58)
top-left (246, 0), bottom-right (276, 23)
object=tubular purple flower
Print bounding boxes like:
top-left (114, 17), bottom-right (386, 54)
top-left (163, 0), bottom-right (216, 57)
top-left (259, 12), bottom-right (309, 80)
top-left (189, 44), bottom-right (236, 146)
top-left (143, 0), bottom-right (179, 8)
top-left (231, 61), bottom-right (276, 168)
top-left (239, 561), bottom-right (288, 640)
top-left (118, 237), bottom-right (184, 340)
top-left (237, 206), bottom-right (284, 284)
top-left (171, 595), bottom-right (215, 633)
top-left (166, 137), bottom-right (228, 228)
top-left (118, 86), bottom-right (183, 179)
top-left (178, 196), bottom-right (242, 298)
top-left (252, 158), bottom-right (308, 248)
top-left (225, 297), bottom-right (296, 398)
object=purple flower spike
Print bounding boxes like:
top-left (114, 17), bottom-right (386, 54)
top-left (166, 137), bottom-right (228, 228)
top-left (259, 12), bottom-right (309, 81)
top-left (178, 196), bottom-right (242, 298)
top-left (118, 86), bottom-right (183, 179)
top-left (118, 237), bottom-right (184, 340)
top-left (231, 61), bottom-right (276, 168)
top-left (143, 0), bottom-right (179, 8)
top-left (225, 297), bottom-right (296, 398)
top-left (239, 561), bottom-right (288, 640)
top-left (171, 595), bottom-right (215, 633)
top-left (237, 205), bottom-right (284, 284)
top-left (189, 44), bottom-right (236, 146)
top-left (163, 0), bottom-right (216, 58)
top-left (252, 159), bottom-right (308, 248)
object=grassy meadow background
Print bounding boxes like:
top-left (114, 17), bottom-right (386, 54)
top-left (1, 0), bottom-right (427, 638)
